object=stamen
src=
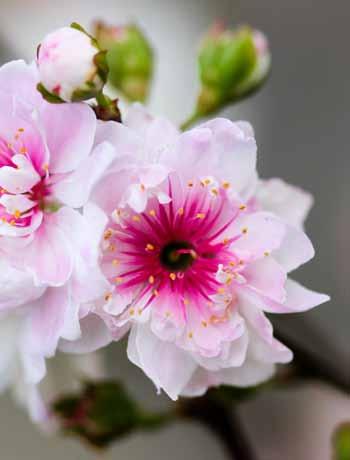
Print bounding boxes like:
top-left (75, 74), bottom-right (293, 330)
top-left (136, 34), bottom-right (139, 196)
top-left (169, 273), bottom-right (176, 281)
top-left (145, 243), bottom-right (155, 251)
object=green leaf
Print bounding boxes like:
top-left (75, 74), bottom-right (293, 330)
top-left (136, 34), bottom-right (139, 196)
top-left (333, 423), bottom-right (350, 460)
top-left (52, 380), bottom-right (171, 449)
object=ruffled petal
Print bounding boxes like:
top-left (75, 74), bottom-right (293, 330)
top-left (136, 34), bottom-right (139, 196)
top-left (41, 102), bottom-right (96, 174)
top-left (127, 324), bottom-right (197, 400)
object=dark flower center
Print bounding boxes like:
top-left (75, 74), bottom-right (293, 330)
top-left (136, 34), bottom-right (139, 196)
top-left (160, 241), bottom-right (196, 271)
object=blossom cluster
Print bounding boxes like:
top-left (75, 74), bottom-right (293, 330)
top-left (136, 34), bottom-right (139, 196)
top-left (0, 27), bottom-right (328, 422)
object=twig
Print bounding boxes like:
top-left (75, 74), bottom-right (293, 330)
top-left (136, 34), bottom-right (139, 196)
top-left (179, 394), bottom-right (257, 460)
top-left (274, 329), bottom-right (349, 394)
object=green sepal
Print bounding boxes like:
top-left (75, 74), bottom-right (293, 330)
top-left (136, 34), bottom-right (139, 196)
top-left (36, 83), bottom-right (65, 104)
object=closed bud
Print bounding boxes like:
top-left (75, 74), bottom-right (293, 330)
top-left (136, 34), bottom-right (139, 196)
top-left (196, 23), bottom-right (271, 115)
top-left (37, 24), bottom-right (108, 103)
top-left (94, 21), bottom-right (153, 102)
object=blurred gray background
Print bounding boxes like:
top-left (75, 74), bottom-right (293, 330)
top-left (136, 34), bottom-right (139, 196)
top-left (0, 0), bottom-right (349, 459)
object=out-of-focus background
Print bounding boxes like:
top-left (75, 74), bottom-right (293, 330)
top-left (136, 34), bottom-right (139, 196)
top-left (0, 1), bottom-right (349, 459)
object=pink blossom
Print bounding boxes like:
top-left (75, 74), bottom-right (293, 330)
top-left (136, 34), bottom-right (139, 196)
top-left (92, 104), bottom-right (329, 399)
top-left (0, 203), bottom-right (112, 420)
top-left (0, 60), bottom-right (116, 286)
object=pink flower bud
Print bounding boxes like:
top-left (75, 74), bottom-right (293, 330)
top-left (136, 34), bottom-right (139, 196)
top-left (37, 26), bottom-right (106, 102)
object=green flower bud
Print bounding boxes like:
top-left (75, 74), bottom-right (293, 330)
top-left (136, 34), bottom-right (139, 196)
top-left (196, 23), bottom-right (271, 116)
top-left (94, 21), bottom-right (154, 102)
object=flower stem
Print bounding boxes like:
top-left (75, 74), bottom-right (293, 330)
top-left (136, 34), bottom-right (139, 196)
top-left (180, 112), bottom-right (202, 131)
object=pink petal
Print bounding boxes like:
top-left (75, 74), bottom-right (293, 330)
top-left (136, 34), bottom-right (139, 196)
top-left (257, 178), bottom-right (314, 229)
top-left (52, 141), bottom-right (116, 208)
top-left (24, 285), bottom-right (70, 358)
top-left (41, 102), bottom-right (96, 174)
top-left (274, 224), bottom-right (315, 273)
top-left (127, 324), bottom-right (197, 400)
top-left (243, 256), bottom-right (287, 302)
top-left (232, 212), bottom-right (286, 261)
top-left (59, 314), bottom-right (112, 354)
top-left (0, 154), bottom-right (40, 194)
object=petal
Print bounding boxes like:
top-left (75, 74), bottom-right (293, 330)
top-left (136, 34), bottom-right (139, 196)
top-left (273, 224), bottom-right (315, 273)
top-left (0, 260), bottom-right (45, 311)
top-left (24, 285), bottom-right (70, 359)
top-left (200, 118), bottom-right (257, 196)
top-left (52, 141), bottom-right (116, 208)
top-left (127, 323), bottom-right (197, 400)
top-left (125, 183), bottom-right (148, 212)
top-left (0, 60), bottom-right (41, 108)
top-left (257, 178), bottom-right (314, 229)
top-left (59, 314), bottom-right (112, 354)
top-left (18, 211), bottom-right (74, 286)
top-left (243, 256), bottom-right (287, 302)
top-left (0, 154), bottom-right (40, 194)
top-left (232, 212), bottom-right (286, 261)
top-left (41, 102), bottom-right (96, 174)
top-left (0, 193), bottom-right (35, 214)
top-left (282, 278), bottom-right (330, 312)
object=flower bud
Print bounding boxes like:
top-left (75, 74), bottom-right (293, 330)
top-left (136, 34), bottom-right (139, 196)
top-left (196, 23), bottom-right (271, 115)
top-left (93, 21), bottom-right (153, 102)
top-left (37, 24), bottom-right (108, 102)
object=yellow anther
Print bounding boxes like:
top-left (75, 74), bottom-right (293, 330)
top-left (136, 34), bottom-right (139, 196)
top-left (222, 181), bottom-right (231, 190)
top-left (140, 183), bottom-right (146, 192)
top-left (7, 143), bottom-right (13, 149)
top-left (132, 215), bottom-right (141, 222)
top-left (239, 204), bottom-right (247, 211)
top-left (104, 229), bottom-right (113, 240)
top-left (183, 298), bottom-right (190, 305)
top-left (152, 289), bottom-right (159, 297)
top-left (211, 188), bottom-right (219, 196)
top-left (187, 180), bottom-right (194, 187)
top-left (104, 292), bottom-right (112, 302)
top-left (19, 147), bottom-right (27, 154)
top-left (223, 238), bottom-right (230, 245)
top-left (149, 209), bottom-right (156, 217)
top-left (229, 261), bottom-right (236, 267)
top-left (1, 217), bottom-right (7, 223)
top-left (239, 260), bottom-right (244, 265)
top-left (165, 311), bottom-right (171, 318)
top-left (201, 320), bottom-right (208, 328)
top-left (148, 275), bottom-right (155, 284)
top-left (178, 207), bottom-right (184, 215)
top-left (145, 243), bottom-right (155, 251)
top-left (14, 210), bottom-right (21, 219)
top-left (108, 244), bottom-right (116, 252)
top-left (188, 332), bottom-right (193, 339)
top-left (138, 308), bottom-right (143, 316)
top-left (9, 219), bottom-right (15, 226)
top-left (225, 276), bottom-right (233, 285)
top-left (42, 163), bottom-right (49, 172)
top-left (217, 287), bottom-right (225, 294)
top-left (169, 273), bottom-right (176, 281)
top-left (242, 227), bottom-right (248, 234)
top-left (196, 213), bottom-right (206, 219)
top-left (129, 308), bottom-right (135, 316)
top-left (112, 259), bottom-right (119, 266)
top-left (264, 251), bottom-right (270, 257)
top-left (18, 128), bottom-right (25, 133)
top-left (115, 276), bottom-right (123, 283)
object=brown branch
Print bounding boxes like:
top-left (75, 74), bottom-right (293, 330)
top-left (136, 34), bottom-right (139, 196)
top-left (179, 394), bottom-right (257, 460)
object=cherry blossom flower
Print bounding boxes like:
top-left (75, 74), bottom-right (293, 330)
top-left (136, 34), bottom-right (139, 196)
top-left (92, 104), bottom-right (329, 399)
top-left (0, 203), bottom-right (112, 420)
top-left (0, 60), bottom-right (115, 286)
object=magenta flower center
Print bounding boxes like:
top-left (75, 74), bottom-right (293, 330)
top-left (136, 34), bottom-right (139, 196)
top-left (105, 178), bottom-right (244, 317)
